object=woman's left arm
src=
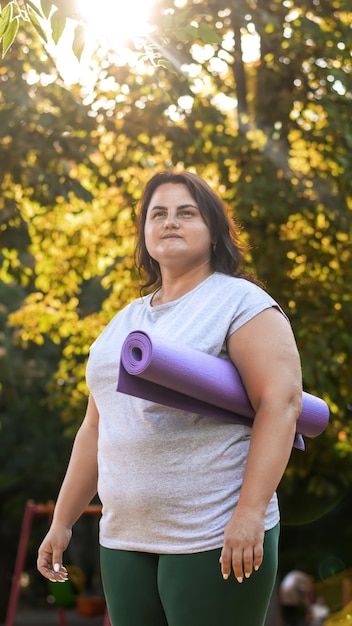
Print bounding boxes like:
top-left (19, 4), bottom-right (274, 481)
top-left (220, 307), bottom-right (302, 582)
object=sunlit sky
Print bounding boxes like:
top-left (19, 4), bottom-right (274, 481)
top-left (76, 0), bottom-right (157, 49)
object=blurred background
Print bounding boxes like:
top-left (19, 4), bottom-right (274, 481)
top-left (0, 0), bottom-right (351, 624)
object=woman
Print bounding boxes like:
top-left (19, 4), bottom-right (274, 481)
top-left (37, 170), bottom-right (302, 625)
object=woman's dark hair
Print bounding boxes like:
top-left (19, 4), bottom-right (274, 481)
top-left (134, 170), bottom-right (260, 292)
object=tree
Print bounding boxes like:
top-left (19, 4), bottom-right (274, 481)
top-left (1, 0), bottom-right (351, 615)
top-left (0, 0), bottom-right (220, 62)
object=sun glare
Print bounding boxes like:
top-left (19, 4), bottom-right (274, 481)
top-left (48, 0), bottom-right (157, 84)
top-left (77, 0), bottom-right (157, 50)
top-left (43, 0), bottom-right (259, 87)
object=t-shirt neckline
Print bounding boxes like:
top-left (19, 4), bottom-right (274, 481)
top-left (147, 273), bottom-right (217, 309)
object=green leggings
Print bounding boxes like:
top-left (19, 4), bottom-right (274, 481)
top-left (100, 524), bottom-right (279, 626)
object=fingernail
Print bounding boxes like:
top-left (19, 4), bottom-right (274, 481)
top-left (254, 565), bottom-right (259, 571)
top-left (245, 572), bottom-right (251, 578)
top-left (53, 563), bottom-right (61, 572)
top-left (223, 573), bottom-right (229, 580)
top-left (49, 578), bottom-right (57, 582)
top-left (236, 576), bottom-right (243, 583)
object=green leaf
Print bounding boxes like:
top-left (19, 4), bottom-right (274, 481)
top-left (29, 11), bottom-right (48, 44)
top-left (25, 0), bottom-right (44, 19)
top-left (72, 23), bottom-right (85, 61)
top-left (160, 12), bottom-right (174, 32)
top-left (40, 0), bottom-right (54, 19)
top-left (155, 58), bottom-right (177, 74)
top-left (0, 3), bottom-right (12, 39)
top-left (174, 7), bottom-right (193, 28)
top-left (198, 23), bottom-right (221, 45)
top-left (2, 17), bottom-right (19, 57)
top-left (50, 9), bottom-right (66, 45)
top-left (174, 25), bottom-right (199, 42)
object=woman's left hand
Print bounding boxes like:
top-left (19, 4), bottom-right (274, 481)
top-left (220, 507), bottom-right (265, 582)
top-left (219, 307), bottom-right (302, 582)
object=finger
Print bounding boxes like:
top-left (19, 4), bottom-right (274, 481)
top-left (52, 550), bottom-right (64, 571)
top-left (46, 565), bottom-right (68, 583)
top-left (231, 551), bottom-right (244, 583)
top-left (219, 546), bottom-right (232, 580)
top-left (243, 546), bottom-right (254, 579)
top-left (52, 559), bottom-right (68, 581)
top-left (37, 550), bottom-right (56, 579)
top-left (253, 541), bottom-right (264, 572)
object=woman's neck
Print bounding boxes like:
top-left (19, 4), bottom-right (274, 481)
top-left (152, 266), bottom-right (214, 306)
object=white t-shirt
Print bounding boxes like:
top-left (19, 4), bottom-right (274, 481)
top-left (86, 272), bottom-right (283, 553)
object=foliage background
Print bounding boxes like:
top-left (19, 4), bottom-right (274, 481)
top-left (0, 0), bottom-right (351, 619)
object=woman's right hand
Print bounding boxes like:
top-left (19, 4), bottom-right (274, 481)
top-left (37, 397), bottom-right (99, 582)
top-left (37, 525), bottom-right (72, 582)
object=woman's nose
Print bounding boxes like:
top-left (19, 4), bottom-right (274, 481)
top-left (164, 212), bottom-right (180, 228)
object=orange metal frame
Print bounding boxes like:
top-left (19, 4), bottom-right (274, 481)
top-left (5, 502), bottom-right (110, 626)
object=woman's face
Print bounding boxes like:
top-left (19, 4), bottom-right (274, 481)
top-left (144, 183), bottom-right (213, 273)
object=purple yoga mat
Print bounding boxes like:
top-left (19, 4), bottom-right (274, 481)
top-left (116, 331), bottom-right (330, 451)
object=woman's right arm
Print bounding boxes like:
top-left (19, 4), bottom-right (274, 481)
top-left (37, 394), bottom-right (99, 581)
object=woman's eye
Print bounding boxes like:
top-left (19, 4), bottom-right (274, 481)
top-left (179, 209), bottom-right (193, 217)
top-left (149, 206), bottom-right (198, 219)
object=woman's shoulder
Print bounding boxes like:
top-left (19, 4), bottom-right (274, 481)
top-left (211, 272), bottom-right (266, 294)
top-left (210, 273), bottom-right (282, 311)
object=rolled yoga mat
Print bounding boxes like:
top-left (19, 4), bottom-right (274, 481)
top-left (116, 330), bottom-right (330, 451)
